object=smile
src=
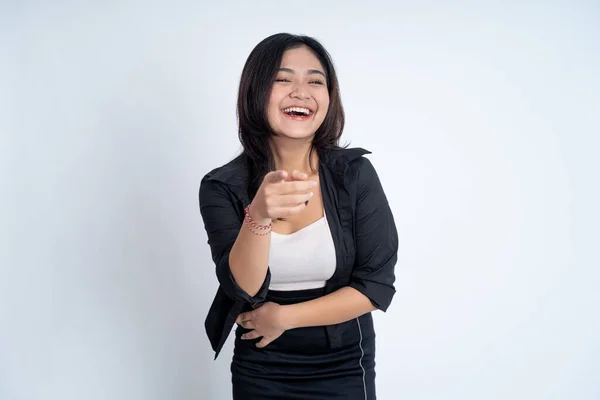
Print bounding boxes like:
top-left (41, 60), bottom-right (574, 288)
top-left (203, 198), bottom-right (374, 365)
top-left (281, 106), bottom-right (314, 120)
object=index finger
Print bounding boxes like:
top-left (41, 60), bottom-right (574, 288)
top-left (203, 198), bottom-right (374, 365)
top-left (264, 170), bottom-right (288, 184)
top-left (286, 170), bottom-right (309, 181)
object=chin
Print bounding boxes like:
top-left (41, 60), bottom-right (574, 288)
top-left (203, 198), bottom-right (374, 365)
top-left (277, 131), bottom-right (316, 140)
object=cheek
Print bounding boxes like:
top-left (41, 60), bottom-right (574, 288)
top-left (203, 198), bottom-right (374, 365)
top-left (267, 97), bottom-right (280, 120)
top-left (269, 86), bottom-right (286, 106)
top-left (318, 96), bottom-right (330, 118)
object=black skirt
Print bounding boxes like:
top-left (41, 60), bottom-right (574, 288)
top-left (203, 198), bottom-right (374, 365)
top-left (232, 288), bottom-right (377, 400)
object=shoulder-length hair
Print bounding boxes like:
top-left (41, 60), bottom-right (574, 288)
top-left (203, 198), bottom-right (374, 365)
top-left (236, 33), bottom-right (345, 197)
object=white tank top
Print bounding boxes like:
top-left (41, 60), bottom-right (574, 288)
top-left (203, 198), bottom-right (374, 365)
top-left (268, 211), bottom-right (336, 291)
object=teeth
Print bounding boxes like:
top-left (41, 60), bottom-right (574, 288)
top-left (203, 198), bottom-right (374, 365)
top-left (283, 107), bottom-right (311, 115)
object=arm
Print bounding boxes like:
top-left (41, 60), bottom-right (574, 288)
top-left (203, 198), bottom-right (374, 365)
top-left (228, 206), bottom-right (271, 297)
top-left (237, 287), bottom-right (375, 347)
top-left (199, 178), bottom-right (270, 303)
top-left (200, 170), bottom-right (315, 301)
top-left (284, 286), bottom-right (376, 329)
top-left (347, 157), bottom-right (398, 311)
top-left (225, 170), bottom-right (316, 296)
top-left (285, 157), bottom-right (398, 328)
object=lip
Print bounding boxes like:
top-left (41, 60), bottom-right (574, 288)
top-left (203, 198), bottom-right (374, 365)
top-left (281, 105), bottom-right (315, 121)
top-left (281, 104), bottom-right (315, 113)
top-left (281, 109), bottom-right (313, 121)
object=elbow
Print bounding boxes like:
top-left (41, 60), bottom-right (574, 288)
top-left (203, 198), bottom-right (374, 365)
top-left (228, 259), bottom-right (265, 298)
top-left (348, 278), bottom-right (396, 313)
top-left (233, 277), bottom-right (261, 298)
top-left (216, 256), bottom-right (271, 305)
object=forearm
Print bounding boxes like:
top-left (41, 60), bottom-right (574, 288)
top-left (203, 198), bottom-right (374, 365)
top-left (284, 286), bottom-right (376, 329)
top-left (228, 219), bottom-right (271, 297)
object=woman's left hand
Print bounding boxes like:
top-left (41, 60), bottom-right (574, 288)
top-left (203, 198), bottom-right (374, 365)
top-left (236, 302), bottom-right (291, 348)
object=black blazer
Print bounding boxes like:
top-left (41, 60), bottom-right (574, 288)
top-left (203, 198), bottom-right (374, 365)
top-left (198, 147), bottom-right (398, 359)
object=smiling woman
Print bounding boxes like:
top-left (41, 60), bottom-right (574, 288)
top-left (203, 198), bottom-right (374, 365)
top-left (199, 33), bottom-right (398, 400)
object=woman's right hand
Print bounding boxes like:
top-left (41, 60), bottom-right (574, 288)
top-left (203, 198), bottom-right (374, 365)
top-left (249, 170), bottom-right (317, 224)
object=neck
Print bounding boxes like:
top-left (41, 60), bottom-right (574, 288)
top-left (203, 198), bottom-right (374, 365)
top-left (269, 137), bottom-right (318, 174)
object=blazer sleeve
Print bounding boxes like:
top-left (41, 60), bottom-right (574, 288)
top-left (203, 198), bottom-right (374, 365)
top-left (199, 177), bottom-right (270, 305)
top-left (348, 158), bottom-right (398, 312)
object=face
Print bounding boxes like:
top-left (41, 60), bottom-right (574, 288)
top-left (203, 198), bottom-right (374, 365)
top-left (267, 46), bottom-right (330, 140)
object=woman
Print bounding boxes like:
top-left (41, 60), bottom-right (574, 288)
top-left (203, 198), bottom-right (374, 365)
top-left (199, 33), bottom-right (398, 399)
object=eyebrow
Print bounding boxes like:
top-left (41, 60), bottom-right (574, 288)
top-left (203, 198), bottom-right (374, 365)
top-left (278, 67), bottom-right (326, 78)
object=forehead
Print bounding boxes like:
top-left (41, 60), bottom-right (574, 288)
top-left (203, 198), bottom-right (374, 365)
top-left (280, 46), bottom-right (325, 72)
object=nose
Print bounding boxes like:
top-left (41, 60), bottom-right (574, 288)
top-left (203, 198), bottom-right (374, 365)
top-left (289, 83), bottom-right (311, 100)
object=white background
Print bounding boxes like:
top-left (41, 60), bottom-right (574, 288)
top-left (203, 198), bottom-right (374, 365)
top-left (1, 1), bottom-right (599, 399)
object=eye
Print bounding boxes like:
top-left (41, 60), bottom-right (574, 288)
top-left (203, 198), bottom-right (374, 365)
top-left (275, 78), bottom-right (291, 83)
top-left (309, 79), bottom-right (325, 85)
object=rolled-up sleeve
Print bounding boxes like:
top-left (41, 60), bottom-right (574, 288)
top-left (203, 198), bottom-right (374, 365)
top-left (348, 158), bottom-right (398, 312)
top-left (199, 178), bottom-right (270, 305)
